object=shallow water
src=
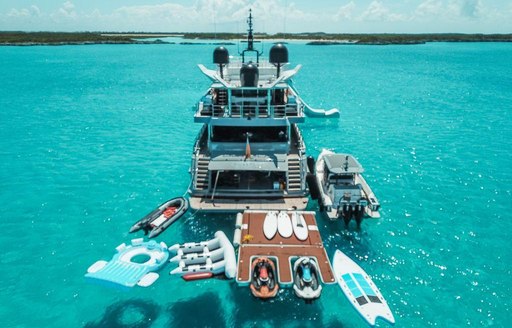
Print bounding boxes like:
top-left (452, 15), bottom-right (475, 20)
top-left (0, 42), bottom-right (511, 327)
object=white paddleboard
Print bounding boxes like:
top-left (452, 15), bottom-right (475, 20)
top-left (332, 249), bottom-right (395, 326)
top-left (263, 211), bottom-right (278, 240)
top-left (291, 212), bottom-right (309, 241)
top-left (277, 211), bottom-right (293, 238)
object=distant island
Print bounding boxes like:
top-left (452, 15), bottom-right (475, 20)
top-left (0, 32), bottom-right (171, 46)
top-left (184, 32), bottom-right (512, 45)
top-left (1, 31), bottom-right (511, 46)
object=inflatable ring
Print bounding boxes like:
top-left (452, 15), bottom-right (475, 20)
top-left (118, 247), bottom-right (165, 266)
top-left (117, 241), bottom-right (168, 269)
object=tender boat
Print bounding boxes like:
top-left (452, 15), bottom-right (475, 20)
top-left (293, 257), bottom-right (322, 303)
top-left (315, 149), bottom-right (380, 227)
top-left (250, 257), bottom-right (279, 299)
top-left (188, 10), bottom-right (338, 212)
top-left (129, 197), bottom-right (188, 238)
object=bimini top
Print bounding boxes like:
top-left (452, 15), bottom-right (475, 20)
top-left (324, 154), bottom-right (364, 174)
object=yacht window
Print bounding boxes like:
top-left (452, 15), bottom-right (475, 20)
top-left (211, 126), bottom-right (288, 142)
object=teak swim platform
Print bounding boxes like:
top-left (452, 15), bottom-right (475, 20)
top-left (236, 210), bottom-right (335, 286)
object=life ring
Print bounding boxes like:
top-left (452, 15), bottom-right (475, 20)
top-left (118, 245), bottom-right (167, 267)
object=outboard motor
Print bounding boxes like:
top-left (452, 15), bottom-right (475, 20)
top-left (306, 156), bottom-right (315, 174)
top-left (306, 173), bottom-right (320, 200)
top-left (269, 43), bottom-right (288, 78)
top-left (355, 204), bottom-right (364, 228)
top-left (213, 46), bottom-right (229, 78)
top-left (240, 62), bottom-right (259, 87)
top-left (342, 204), bottom-right (352, 227)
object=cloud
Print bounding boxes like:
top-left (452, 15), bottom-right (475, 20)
top-left (335, 2), bottom-right (357, 21)
top-left (414, 0), bottom-right (491, 21)
top-left (457, 0), bottom-right (482, 18)
top-left (115, 3), bottom-right (193, 21)
top-left (49, 1), bottom-right (79, 21)
top-left (109, 0), bottom-right (313, 32)
top-left (1, 0), bottom-right (511, 33)
top-left (415, 0), bottom-right (444, 17)
top-left (7, 8), bottom-right (30, 18)
top-left (7, 5), bottom-right (41, 18)
top-left (54, 1), bottom-right (77, 19)
top-left (359, 1), bottom-right (407, 22)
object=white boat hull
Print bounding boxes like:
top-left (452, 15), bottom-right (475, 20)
top-left (332, 250), bottom-right (395, 326)
top-left (315, 149), bottom-right (380, 223)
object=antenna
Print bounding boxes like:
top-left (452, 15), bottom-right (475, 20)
top-left (239, 9), bottom-right (263, 63)
top-left (247, 9), bottom-right (254, 51)
top-left (213, 7), bottom-right (217, 39)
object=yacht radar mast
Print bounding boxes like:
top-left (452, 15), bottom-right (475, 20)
top-left (240, 9), bottom-right (263, 63)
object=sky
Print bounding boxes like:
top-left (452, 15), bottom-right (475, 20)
top-left (1, 0), bottom-right (511, 34)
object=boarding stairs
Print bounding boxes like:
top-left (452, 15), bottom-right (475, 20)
top-left (217, 90), bottom-right (227, 105)
top-left (287, 155), bottom-right (302, 193)
top-left (194, 155), bottom-right (210, 190)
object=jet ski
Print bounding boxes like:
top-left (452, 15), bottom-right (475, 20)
top-left (250, 257), bottom-right (279, 299)
top-left (293, 257), bottom-right (322, 303)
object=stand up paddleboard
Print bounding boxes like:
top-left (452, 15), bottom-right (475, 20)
top-left (263, 211), bottom-right (278, 240)
top-left (277, 211), bottom-right (293, 238)
top-left (291, 212), bottom-right (309, 241)
top-left (332, 249), bottom-right (395, 326)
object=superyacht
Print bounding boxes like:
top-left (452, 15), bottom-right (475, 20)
top-left (188, 11), bottom-right (338, 212)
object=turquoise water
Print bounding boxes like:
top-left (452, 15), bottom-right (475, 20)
top-left (1, 42), bottom-right (511, 327)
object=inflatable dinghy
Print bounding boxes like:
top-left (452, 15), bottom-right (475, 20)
top-left (130, 197), bottom-right (188, 238)
top-left (293, 257), bottom-right (322, 303)
top-left (250, 257), bottom-right (279, 299)
top-left (85, 238), bottom-right (169, 288)
top-left (168, 231), bottom-right (236, 279)
top-left (333, 249), bottom-right (395, 326)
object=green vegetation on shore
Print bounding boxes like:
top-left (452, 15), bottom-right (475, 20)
top-left (183, 32), bottom-right (512, 45)
top-left (1, 31), bottom-right (511, 46)
top-left (0, 31), bottom-right (166, 45)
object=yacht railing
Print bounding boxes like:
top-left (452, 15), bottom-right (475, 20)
top-left (292, 123), bottom-right (306, 154)
top-left (190, 124), bottom-right (208, 189)
top-left (193, 124), bottom-right (207, 154)
top-left (293, 124), bottom-right (307, 191)
top-left (197, 102), bottom-right (300, 118)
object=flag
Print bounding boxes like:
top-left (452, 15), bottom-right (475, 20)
top-left (245, 133), bottom-right (251, 159)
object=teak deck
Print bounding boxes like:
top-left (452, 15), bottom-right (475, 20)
top-left (190, 196), bottom-right (309, 212)
top-left (236, 210), bottom-right (335, 286)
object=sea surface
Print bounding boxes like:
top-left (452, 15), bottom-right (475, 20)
top-left (0, 41), bottom-right (511, 328)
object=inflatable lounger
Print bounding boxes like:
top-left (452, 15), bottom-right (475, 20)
top-left (85, 239), bottom-right (169, 288)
